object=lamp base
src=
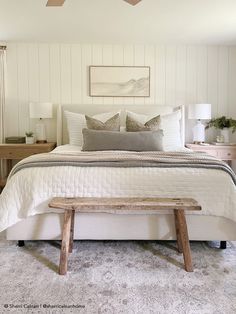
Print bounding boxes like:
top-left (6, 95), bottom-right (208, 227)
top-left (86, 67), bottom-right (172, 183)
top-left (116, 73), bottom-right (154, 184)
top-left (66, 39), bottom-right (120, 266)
top-left (35, 121), bottom-right (47, 143)
top-left (192, 120), bottom-right (205, 143)
top-left (36, 140), bottom-right (47, 144)
top-left (193, 141), bottom-right (204, 144)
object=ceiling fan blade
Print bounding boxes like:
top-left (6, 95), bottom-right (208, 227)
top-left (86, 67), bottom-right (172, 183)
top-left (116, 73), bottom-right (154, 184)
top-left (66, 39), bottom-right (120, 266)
top-left (46, 0), bottom-right (65, 6)
top-left (123, 0), bottom-right (142, 5)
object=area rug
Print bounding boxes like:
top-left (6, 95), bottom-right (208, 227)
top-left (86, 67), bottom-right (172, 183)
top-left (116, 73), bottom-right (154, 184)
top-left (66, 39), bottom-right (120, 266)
top-left (0, 235), bottom-right (236, 314)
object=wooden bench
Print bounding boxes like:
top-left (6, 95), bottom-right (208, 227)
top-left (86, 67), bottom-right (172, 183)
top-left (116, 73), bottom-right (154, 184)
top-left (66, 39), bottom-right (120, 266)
top-left (49, 197), bottom-right (201, 275)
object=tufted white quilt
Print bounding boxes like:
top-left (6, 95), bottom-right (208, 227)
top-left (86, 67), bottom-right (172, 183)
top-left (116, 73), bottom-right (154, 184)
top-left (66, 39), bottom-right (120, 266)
top-left (0, 145), bottom-right (236, 232)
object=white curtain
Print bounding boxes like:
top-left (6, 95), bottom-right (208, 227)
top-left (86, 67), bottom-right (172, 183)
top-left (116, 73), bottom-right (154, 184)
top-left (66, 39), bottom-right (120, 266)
top-left (0, 48), bottom-right (6, 179)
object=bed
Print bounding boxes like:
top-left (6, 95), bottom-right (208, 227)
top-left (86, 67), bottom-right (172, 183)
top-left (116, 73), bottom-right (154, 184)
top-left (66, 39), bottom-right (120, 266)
top-left (2, 104), bottom-right (236, 242)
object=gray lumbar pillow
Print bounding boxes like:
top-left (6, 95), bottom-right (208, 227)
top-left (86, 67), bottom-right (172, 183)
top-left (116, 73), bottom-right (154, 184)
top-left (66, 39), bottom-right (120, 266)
top-left (85, 113), bottom-right (120, 131)
top-left (126, 114), bottom-right (160, 132)
top-left (82, 129), bottom-right (163, 151)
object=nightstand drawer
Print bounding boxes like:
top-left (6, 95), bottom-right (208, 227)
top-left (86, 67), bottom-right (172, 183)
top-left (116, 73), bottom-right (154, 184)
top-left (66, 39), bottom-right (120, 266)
top-left (217, 150), bottom-right (236, 160)
top-left (0, 143), bottom-right (56, 159)
top-left (186, 143), bottom-right (236, 163)
top-left (203, 150), bottom-right (218, 158)
top-left (0, 147), bottom-right (47, 159)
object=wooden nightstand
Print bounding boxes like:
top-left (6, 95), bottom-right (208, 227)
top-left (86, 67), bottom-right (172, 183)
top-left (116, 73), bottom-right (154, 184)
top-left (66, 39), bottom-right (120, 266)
top-left (0, 142), bottom-right (56, 190)
top-left (186, 143), bottom-right (236, 165)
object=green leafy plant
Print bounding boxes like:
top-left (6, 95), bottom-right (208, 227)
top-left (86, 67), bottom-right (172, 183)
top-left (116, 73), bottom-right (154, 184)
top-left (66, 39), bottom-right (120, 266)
top-left (25, 131), bottom-right (34, 137)
top-left (205, 116), bottom-right (236, 133)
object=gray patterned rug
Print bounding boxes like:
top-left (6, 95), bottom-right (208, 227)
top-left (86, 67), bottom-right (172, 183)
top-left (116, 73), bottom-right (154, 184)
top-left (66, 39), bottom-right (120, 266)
top-left (0, 234), bottom-right (236, 314)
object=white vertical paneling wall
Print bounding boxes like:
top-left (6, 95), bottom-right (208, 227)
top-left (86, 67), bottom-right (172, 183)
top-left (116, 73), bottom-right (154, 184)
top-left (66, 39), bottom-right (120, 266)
top-left (4, 43), bottom-right (236, 143)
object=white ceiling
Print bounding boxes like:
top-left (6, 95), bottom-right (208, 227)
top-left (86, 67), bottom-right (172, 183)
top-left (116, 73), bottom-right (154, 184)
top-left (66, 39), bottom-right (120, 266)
top-left (1, 0), bottom-right (236, 44)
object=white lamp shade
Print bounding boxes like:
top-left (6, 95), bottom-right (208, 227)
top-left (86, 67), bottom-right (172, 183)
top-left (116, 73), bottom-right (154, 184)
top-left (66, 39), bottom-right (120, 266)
top-left (29, 102), bottom-right (53, 119)
top-left (188, 103), bottom-right (211, 120)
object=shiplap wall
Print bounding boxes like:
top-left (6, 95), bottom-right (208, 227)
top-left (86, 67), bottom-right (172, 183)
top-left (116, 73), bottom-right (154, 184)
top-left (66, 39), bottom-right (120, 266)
top-left (5, 43), bottom-right (236, 142)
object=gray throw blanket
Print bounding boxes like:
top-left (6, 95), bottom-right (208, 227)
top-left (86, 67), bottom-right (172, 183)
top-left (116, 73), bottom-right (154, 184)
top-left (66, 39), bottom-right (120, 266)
top-left (9, 150), bottom-right (236, 185)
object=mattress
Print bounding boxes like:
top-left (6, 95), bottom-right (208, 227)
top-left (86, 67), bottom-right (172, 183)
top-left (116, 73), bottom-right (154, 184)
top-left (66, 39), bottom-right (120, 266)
top-left (0, 145), bottom-right (236, 232)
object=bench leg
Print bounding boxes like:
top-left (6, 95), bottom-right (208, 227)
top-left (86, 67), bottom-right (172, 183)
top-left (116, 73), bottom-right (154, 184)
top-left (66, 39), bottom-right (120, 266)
top-left (59, 210), bottom-right (73, 275)
top-left (174, 209), bottom-right (193, 272)
top-left (69, 210), bottom-right (75, 253)
top-left (174, 212), bottom-right (183, 253)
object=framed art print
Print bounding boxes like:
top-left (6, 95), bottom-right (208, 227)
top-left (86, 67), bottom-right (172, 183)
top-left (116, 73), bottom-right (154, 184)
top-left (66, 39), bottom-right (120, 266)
top-left (89, 66), bottom-right (150, 97)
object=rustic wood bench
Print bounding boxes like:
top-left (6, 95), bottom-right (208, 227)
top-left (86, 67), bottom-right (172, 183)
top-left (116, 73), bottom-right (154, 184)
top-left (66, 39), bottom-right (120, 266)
top-left (49, 197), bottom-right (201, 275)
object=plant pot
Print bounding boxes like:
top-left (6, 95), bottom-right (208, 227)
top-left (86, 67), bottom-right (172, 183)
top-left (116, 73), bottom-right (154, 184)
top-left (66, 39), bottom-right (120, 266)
top-left (220, 128), bottom-right (230, 143)
top-left (25, 137), bottom-right (34, 144)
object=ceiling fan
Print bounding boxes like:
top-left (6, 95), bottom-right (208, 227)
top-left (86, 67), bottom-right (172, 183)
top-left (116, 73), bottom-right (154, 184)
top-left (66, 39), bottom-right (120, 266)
top-left (46, 0), bottom-right (142, 6)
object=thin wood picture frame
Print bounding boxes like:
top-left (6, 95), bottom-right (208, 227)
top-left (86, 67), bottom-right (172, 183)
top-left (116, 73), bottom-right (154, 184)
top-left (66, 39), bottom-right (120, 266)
top-left (89, 65), bottom-right (150, 97)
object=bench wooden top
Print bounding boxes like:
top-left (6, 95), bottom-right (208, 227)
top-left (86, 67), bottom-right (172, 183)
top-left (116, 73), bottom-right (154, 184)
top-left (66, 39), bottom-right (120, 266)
top-left (49, 197), bottom-right (201, 213)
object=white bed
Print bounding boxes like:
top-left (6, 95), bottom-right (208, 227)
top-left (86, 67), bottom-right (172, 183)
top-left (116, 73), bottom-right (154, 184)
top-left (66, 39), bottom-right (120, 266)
top-left (2, 104), bottom-right (236, 241)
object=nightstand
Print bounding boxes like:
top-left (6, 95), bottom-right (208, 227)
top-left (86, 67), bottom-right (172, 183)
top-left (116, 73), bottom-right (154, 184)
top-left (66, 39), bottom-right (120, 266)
top-left (0, 142), bottom-right (56, 190)
top-left (186, 143), bottom-right (236, 165)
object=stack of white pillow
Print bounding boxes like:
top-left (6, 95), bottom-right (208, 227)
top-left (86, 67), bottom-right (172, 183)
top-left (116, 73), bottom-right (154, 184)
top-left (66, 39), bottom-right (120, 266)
top-left (65, 109), bottom-right (183, 151)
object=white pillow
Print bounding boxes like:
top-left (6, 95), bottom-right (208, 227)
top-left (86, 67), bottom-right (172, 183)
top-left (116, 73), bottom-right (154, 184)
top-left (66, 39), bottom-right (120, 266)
top-left (126, 110), bottom-right (182, 151)
top-left (65, 111), bottom-right (120, 146)
top-left (159, 110), bottom-right (182, 151)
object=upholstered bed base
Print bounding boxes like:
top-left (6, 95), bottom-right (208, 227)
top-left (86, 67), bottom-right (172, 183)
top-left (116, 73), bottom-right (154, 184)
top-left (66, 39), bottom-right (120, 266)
top-left (6, 213), bottom-right (236, 241)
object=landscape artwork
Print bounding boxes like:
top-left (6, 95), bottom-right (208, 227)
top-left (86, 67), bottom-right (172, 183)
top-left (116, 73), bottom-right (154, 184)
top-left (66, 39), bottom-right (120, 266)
top-left (89, 66), bottom-right (150, 97)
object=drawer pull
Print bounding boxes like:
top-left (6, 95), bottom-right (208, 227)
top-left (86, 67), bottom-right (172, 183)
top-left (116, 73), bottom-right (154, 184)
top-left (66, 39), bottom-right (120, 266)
top-left (228, 153), bottom-right (231, 156)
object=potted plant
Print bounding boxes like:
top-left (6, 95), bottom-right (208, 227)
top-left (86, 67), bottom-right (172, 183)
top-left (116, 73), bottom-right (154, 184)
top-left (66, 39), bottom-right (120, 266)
top-left (205, 116), bottom-right (236, 143)
top-left (25, 131), bottom-right (34, 144)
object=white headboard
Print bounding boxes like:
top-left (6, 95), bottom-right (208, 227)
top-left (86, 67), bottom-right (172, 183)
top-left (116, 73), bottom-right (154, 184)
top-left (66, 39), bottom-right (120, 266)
top-left (57, 104), bottom-right (185, 146)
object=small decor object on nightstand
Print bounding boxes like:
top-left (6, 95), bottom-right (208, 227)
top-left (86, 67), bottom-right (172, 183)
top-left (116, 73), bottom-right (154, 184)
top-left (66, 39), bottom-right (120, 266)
top-left (188, 103), bottom-right (211, 143)
top-left (216, 135), bottom-right (225, 143)
top-left (29, 102), bottom-right (53, 143)
top-left (25, 132), bottom-right (34, 144)
top-left (5, 136), bottom-right (25, 144)
top-left (205, 116), bottom-right (236, 143)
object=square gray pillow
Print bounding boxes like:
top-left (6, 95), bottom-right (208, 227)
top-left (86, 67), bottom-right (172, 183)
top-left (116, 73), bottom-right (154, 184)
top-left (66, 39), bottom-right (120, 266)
top-left (82, 129), bottom-right (163, 151)
top-left (126, 114), bottom-right (160, 132)
top-left (85, 113), bottom-right (120, 131)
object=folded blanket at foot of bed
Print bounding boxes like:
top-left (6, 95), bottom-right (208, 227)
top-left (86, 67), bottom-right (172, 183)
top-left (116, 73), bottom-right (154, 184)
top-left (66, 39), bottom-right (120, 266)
top-left (9, 150), bottom-right (236, 185)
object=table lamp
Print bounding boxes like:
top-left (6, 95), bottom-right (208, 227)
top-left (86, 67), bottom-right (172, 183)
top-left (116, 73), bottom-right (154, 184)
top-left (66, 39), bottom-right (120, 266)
top-left (188, 103), bottom-right (211, 143)
top-left (29, 102), bottom-right (53, 143)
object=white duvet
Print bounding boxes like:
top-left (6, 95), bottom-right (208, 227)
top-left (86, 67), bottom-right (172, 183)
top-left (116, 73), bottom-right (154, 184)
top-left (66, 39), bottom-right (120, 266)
top-left (0, 145), bottom-right (236, 232)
